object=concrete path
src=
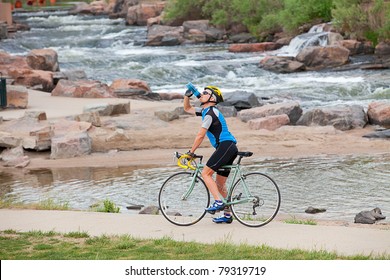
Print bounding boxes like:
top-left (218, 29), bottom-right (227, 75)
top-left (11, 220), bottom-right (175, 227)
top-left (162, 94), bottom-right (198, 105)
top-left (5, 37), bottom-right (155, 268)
top-left (1, 209), bottom-right (389, 257)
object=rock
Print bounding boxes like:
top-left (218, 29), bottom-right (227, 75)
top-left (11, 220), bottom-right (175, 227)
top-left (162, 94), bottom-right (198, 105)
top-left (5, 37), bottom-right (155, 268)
top-left (375, 42), bottom-right (390, 56)
top-left (0, 131), bottom-right (22, 148)
top-left (0, 145), bottom-right (30, 168)
top-left (23, 111), bottom-right (47, 121)
top-left (362, 129), bottom-right (390, 139)
top-left (238, 102), bottom-right (302, 124)
top-left (83, 103), bottom-right (114, 116)
top-left (297, 105), bottom-right (367, 131)
top-left (10, 69), bottom-right (54, 92)
top-left (139, 205), bottom-right (159, 215)
top-left (305, 206), bottom-right (326, 214)
top-left (52, 79), bottom-right (115, 98)
top-left (110, 79), bottom-right (160, 100)
top-left (126, 204), bottom-right (144, 210)
top-left (296, 45), bottom-right (350, 70)
top-left (26, 49), bottom-right (60, 72)
top-left (74, 112), bottom-right (102, 127)
top-left (158, 92), bottom-right (183, 100)
top-left (259, 56), bottom-right (305, 73)
top-left (248, 114), bottom-right (290, 131)
top-left (69, 1), bottom-right (109, 15)
top-left (154, 110), bottom-right (179, 122)
top-left (354, 208), bottom-right (386, 224)
top-left (228, 42), bottom-right (279, 53)
top-left (221, 91), bottom-right (260, 111)
top-left (367, 101), bottom-right (390, 128)
top-left (84, 101), bottom-right (131, 117)
top-left (51, 131), bottom-right (92, 159)
top-left (228, 33), bottom-right (257, 43)
top-left (111, 102), bottom-right (131, 115)
top-left (145, 25), bottom-right (184, 46)
top-left (339, 40), bottom-right (374, 55)
top-left (26, 126), bottom-right (53, 151)
top-left (126, 2), bottom-right (165, 26)
top-left (5, 85), bottom-right (28, 109)
top-left (50, 120), bottom-right (92, 159)
top-left (216, 105), bottom-right (237, 118)
top-left (181, 20), bottom-right (225, 43)
top-left (0, 22), bottom-right (7, 40)
top-left (106, 129), bottom-right (130, 141)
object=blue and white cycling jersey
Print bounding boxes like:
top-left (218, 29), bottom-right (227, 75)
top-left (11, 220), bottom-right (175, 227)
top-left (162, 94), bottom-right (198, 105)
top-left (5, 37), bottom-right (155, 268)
top-left (196, 106), bottom-right (237, 148)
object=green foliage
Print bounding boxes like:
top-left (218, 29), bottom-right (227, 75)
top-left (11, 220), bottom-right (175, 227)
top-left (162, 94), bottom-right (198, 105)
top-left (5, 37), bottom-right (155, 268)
top-left (163, 0), bottom-right (206, 22)
top-left (164, 0), bottom-right (390, 41)
top-left (332, 0), bottom-right (390, 42)
top-left (91, 199), bottom-right (120, 213)
top-left (279, 0), bottom-right (333, 32)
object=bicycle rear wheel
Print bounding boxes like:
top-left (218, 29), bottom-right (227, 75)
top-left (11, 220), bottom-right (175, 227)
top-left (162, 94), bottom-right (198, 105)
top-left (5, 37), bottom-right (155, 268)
top-left (158, 172), bottom-right (210, 226)
top-left (230, 172), bottom-right (281, 227)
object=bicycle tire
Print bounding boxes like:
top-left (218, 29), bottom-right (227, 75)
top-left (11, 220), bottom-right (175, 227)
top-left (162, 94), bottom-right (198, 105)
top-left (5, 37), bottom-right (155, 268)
top-left (158, 172), bottom-right (210, 226)
top-left (230, 172), bottom-right (281, 227)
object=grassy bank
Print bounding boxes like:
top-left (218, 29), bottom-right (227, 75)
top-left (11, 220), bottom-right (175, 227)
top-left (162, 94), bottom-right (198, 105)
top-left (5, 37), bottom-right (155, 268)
top-left (1, 230), bottom-right (388, 260)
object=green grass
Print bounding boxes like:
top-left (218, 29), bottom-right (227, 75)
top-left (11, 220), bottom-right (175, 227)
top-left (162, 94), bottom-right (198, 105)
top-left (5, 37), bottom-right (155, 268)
top-left (284, 216), bottom-right (317, 226)
top-left (0, 230), bottom-right (387, 260)
top-left (0, 197), bottom-right (70, 210)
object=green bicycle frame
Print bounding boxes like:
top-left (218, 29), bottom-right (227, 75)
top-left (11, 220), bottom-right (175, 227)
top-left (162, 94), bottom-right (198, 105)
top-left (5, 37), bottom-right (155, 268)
top-left (181, 163), bottom-right (253, 206)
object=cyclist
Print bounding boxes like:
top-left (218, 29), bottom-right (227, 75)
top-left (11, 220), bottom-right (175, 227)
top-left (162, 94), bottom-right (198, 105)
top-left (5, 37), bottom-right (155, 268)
top-left (183, 85), bottom-right (238, 224)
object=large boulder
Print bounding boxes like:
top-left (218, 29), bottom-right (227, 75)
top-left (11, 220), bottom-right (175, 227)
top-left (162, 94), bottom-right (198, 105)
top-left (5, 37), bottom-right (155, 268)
top-left (367, 101), bottom-right (390, 128)
top-left (375, 41), bottom-right (390, 56)
top-left (296, 45), bottom-right (350, 70)
top-left (221, 91), bottom-right (260, 110)
top-left (145, 25), bottom-right (184, 46)
top-left (6, 85), bottom-right (28, 109)
top-left (182, 20), bottom-right (225, 43)
top-left (297, 105), bottom-right (367, 131)
top-left (259, 56), bottom-right (305, 73)
top-left (109, 78), bottom-right (160, 100)
top-left (52, 79), bottom-right (115, 98)
top-left (238, 102), bottom-right (302, 124)
top-left (50, 120), bottom-right (93, 159)
top-left (248, 114), bottom-right (290, 131)
top-left (51, 131), bottom-right (92, 159)
top-left (338, 40), bottom-right (374, 55)
top-left (26, 49), bottom-right (60, 72)
top-left (126, 2), bottom-right (165, 25)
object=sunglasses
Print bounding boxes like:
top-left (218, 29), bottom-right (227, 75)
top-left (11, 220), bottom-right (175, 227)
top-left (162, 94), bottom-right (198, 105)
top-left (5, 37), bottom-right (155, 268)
top-left (201, 91), bottom-right (211, 96)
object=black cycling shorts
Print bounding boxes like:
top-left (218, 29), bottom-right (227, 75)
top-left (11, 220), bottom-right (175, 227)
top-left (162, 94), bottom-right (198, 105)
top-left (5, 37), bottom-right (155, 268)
top-left (206, 141), bottom-right (238, 177)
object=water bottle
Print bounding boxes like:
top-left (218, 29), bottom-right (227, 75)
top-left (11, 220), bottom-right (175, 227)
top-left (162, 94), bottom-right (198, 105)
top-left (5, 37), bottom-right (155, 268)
top-left (186, 82), bottom-right (201, 98)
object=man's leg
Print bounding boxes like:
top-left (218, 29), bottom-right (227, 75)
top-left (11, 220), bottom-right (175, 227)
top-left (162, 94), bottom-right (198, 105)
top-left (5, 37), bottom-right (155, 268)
top-left (201, 166), bottom-right (220, 200)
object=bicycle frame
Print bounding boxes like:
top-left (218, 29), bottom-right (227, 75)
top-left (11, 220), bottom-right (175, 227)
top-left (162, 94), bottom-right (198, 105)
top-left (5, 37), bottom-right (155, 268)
top-left (181, 162), bottom-right (253, 206)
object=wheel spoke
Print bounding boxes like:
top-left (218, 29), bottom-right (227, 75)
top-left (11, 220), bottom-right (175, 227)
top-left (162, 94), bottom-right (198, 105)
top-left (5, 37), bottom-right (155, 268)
top-left (158, 172), bottom-right (210, 226)
top-left (230, 172), bottom-right (280, 227)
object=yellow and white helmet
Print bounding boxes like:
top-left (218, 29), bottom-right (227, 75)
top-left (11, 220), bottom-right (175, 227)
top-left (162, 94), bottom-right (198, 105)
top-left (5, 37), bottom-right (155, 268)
top-left (204, 86), bottom-right (223, 103)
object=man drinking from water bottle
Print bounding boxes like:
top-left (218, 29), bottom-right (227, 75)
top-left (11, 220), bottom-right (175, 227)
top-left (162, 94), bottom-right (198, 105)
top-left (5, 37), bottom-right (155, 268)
top-left (183, 84), bottom-right (238, 224)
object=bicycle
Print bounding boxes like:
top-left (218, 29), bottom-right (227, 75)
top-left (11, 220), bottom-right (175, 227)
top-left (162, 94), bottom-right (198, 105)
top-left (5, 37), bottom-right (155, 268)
top-left (158, 151), bottom-right (281, 227)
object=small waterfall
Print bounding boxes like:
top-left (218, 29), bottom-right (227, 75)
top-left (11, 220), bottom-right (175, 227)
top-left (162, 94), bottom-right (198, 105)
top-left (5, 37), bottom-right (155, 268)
top-left (276, 26), bottom-right (330, 57)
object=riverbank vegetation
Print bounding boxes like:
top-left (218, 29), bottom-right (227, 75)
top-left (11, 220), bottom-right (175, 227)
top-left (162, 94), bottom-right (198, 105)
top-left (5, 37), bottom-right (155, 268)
top-left (164, 0), bottom-right (390, 44)
top-left (1, 229), bottom-right (387, 259)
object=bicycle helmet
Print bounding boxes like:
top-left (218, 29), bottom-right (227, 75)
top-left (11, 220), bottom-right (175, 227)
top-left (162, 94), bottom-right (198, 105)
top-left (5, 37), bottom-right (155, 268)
top-left (204, 86), bottom-right (224, 104)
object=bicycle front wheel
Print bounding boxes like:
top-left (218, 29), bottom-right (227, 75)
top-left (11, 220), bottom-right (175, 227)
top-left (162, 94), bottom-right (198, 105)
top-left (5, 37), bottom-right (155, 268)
top-left (230, 172), bottom-right (281, 227)
top-left (158, 172), bottom-right (210, 226)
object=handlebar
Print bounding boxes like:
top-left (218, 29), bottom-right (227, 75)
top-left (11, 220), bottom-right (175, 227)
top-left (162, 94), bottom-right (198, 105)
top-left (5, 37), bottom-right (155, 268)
top-left (175, 152), bottom-right (203, 170)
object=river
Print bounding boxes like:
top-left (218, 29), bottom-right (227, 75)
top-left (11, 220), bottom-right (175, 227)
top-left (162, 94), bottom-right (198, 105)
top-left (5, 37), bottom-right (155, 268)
top-left (0, 10), bottom-right (389, 223)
